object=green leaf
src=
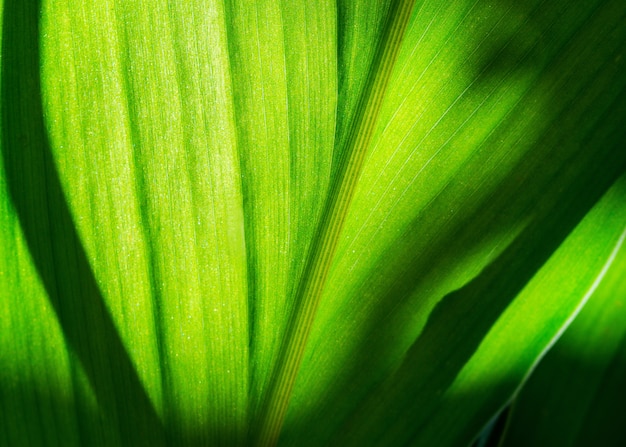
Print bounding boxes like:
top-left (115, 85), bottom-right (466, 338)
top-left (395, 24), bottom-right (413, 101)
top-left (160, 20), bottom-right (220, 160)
top-left (281, 0), bottom-right (626, 444)
top-left (281, 175), bottom-right (626, 447)
top-left (499, 217), bottom-right (626, 447)
top-left (1, 0), bottom-right (625, 446)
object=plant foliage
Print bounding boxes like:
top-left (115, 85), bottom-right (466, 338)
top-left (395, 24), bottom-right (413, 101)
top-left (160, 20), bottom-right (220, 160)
top-left (1, 0), bottom-right (625, 446)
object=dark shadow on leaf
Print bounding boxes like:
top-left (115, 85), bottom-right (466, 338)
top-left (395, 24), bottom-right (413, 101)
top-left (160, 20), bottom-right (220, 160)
top-left (0, 377), bottom-right (109, 447)
top-left (471, 405), bottom-right (511, 447)
top-left (500, 322), bottom-right (626, 446)
top-left (1, 1), bottom-right (164, 445)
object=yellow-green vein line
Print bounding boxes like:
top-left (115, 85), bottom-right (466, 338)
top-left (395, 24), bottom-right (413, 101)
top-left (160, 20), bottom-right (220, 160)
top-left (253, 0), bottom-right (417, 445)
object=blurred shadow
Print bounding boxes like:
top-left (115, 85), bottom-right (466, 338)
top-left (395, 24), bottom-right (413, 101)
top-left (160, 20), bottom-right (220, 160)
top-left (1, 1), bottom-right (164, 444)
top-left (0, 378), bottom-right (107, 447)
top-left (428, 381), bottom-right (518, 447)
top-left (500, 339), bottom-right (626, 447)
top-left (471, 405), bottom-right (511, 447)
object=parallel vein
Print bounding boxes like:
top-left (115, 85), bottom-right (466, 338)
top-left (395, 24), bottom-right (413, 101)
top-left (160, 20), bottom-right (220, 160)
top-left (253, 0), bottom-right (417, 445)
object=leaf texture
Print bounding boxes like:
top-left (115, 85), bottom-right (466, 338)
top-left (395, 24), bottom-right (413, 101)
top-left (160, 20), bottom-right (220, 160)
top-left (1, 0), bottom-right (625, 446)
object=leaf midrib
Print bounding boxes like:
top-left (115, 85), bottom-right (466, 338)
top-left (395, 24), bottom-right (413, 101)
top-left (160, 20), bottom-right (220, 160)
top-left (253, 0), bottom-right (417, 445)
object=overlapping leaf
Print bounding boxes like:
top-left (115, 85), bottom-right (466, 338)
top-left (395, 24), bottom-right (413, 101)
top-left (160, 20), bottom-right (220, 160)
top-left (1, 0), bottom-right (625, 446)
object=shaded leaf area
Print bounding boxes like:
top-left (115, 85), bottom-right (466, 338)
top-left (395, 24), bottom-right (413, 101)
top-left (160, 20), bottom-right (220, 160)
top-left (500, 231), bottom-right (626, 447)
top-left (0, 0), bottom-right (625, 447)
top-left (471, 406), bottom-right (511, 447)
top-left (0, 0), bottom-right (163, 445)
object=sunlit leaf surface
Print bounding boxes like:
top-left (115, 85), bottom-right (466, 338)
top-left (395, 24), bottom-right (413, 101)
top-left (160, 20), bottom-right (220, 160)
top-left (1, 0), bottom-right (625, 445)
